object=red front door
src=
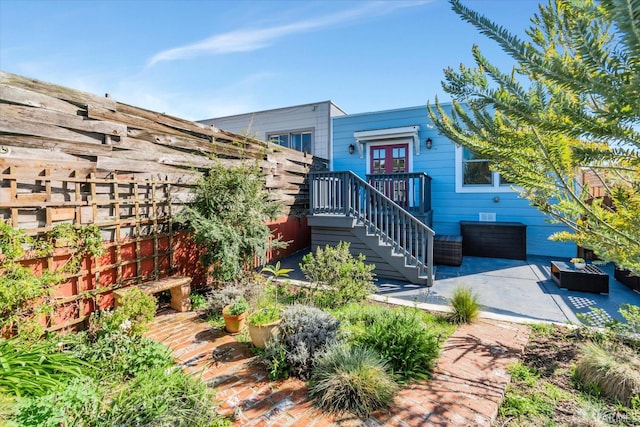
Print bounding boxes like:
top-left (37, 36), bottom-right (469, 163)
top-left (369, 144), bottom-right (409, 204)
top-left (370, 144), bottom-right (409, 174)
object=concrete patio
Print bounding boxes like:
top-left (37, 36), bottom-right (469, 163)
top-left (279, 251), bottom-right (640, 327)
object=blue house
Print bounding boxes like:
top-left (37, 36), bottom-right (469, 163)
top-left (307, 104), bottom-right (576, 285)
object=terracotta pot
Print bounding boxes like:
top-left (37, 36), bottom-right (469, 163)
top-left (248, 319), bottom-right (282, 348)
top-left (222, 305), bottom-right (247, 334)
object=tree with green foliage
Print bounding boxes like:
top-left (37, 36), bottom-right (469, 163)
top-left (175, 162), bottom-right (285, 281)
top-left (428, 0), bottom-right (639, 273)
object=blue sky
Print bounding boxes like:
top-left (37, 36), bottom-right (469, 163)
top-left (1, 0), bottom-right (541, 121)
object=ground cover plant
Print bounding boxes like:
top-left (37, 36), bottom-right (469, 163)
top-left (2, 290), bottom-right (231, 426)
top-left (497, 315), bottom-right (640, 426)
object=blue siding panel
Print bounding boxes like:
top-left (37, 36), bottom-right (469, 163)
top-left (332, 105), bottom-right (575, 258)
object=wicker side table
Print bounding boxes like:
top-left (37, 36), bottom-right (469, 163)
top-left (434, 235), bottom-right (463, 266)
top-left (550, 261), bottom-right (609, 294)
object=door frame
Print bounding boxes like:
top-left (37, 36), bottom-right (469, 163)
top-left (365, 139), bottom-right (413, 175)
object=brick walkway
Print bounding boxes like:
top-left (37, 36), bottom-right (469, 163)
top-left (146, 309), bottom-right (529, 426)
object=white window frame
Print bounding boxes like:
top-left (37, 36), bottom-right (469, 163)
top-left (455, 145), bottom-right (515, 193)
top-left (267, 129), bottom-right (314, 153)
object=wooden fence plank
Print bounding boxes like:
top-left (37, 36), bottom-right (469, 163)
top-left (1, 104), bottom-right (127, 137)
top-left (0, 135), bottom-right (113, 157)
top-left (0, 71), bottom-right (117, 111)
top-left (0, 84), bottom-right (80, 115)
top-left (0, 115), bottom-right (103, 145)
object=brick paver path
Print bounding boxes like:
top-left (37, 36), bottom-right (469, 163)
top-left (146, 309), bottom-right (529, 426)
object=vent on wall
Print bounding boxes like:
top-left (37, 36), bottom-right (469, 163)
top-left (479, 212), bottom-right (496, 222)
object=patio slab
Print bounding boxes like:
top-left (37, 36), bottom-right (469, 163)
top-left (278, 251), bottom-right (640, 327)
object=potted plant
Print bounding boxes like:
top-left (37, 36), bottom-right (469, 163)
top-left (222, 298), bottom-right (248, 334)
top-left (246, 261), bottom-right (292, 348)
top-left (247, 307), bottom-right (282, 348)
top-left (571, 257), bottom-right (586, 269)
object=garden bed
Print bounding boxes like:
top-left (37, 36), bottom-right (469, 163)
top-left (496, 324), bottom-right (640, 426)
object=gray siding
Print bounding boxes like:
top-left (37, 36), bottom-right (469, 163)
top-left (199, 101), bottom-right (345, 160)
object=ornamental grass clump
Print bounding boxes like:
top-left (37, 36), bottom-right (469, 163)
top-left (265, 305), bottom-right (340, 380)
top-left (574, 341), bottom-right (640, 406)
top-left (448, 286), bottom-right (480, 324)
top-left (309, 345), bottom-right (398, 418)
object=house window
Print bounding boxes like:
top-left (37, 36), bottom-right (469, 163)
top-left (456, 146), bottom-right (513, 193)
top-left (268, 131), bottom-right (312, 153)
top-left (462, 148), bottom-right (492, 185)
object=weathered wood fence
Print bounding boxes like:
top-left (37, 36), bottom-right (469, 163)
top-left (0, 71), bottom-right (325, 330)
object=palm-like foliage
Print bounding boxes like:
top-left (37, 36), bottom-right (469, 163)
top-left (428, 0), bottom-right (640, 273)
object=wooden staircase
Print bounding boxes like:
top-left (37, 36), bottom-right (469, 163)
top-left (308, 171), bottom-right (434, 286)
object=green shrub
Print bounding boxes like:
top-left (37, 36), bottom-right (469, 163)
top-left (265, 305), bottom-right (340, 380)
top-left (300, 242), bottom-right (376, 309)
top-left (174, 162), bottom-right (284, 281)
top-left (15, 377), bottom-right (102, 427)
top-left (0, 264), bottom-right (60, 341)
top-left (0, 339), bottom-right (90, 398)
top-left (102, 367), bottom-right (229, 427)
top-left (310, 345), bottom-right (398, 418)
top-left (448, 286), bottom-right (480, 324)
top-left (574, 341), bottom-right (640, 406)
top-left (353, 308), bottom-right (439, 382)
top-left (64, 330), bottom-right (173, 380)
top-left (107, 287), bottom-right (157, 336)
top-left (190, 292), bottom-right (207, 310)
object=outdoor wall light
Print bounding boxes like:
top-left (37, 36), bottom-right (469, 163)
top-left (348, 144), bottom-right (356, 154)
top-left (425, 137), bottom-right (433, 150)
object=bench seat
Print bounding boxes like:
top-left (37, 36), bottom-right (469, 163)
top-left (113, 275), bottom-right (192, 312)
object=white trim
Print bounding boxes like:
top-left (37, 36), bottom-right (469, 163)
top-left (364, 139), bottom-right (413, 175)
top-left (354, 125), bottom-right (420, 158)
top-left (455, 145), bottom-right (516, 193)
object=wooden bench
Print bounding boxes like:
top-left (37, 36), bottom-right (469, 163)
top-left (113, 276), bottom-right (192, 312)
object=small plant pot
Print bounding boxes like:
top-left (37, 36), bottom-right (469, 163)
top-left (248, 319), bottom-right (282, 348)
top-left (573, 262), bottom-right (586, 269)
top-left (222, 305), bottom-right (247, 334)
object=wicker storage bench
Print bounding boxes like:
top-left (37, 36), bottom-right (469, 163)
top-left (615, 267), bottom-right (640, 292)
top-left (434, 234), bottom-right (463, 266)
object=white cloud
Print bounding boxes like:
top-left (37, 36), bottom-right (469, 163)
top-left (147, 1), bottom-right (431, 67)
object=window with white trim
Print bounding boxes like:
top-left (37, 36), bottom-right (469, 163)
top-left (268, 131), bottom-right (312, 153)
top-left (455, 146), bottom-right (513, 192)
